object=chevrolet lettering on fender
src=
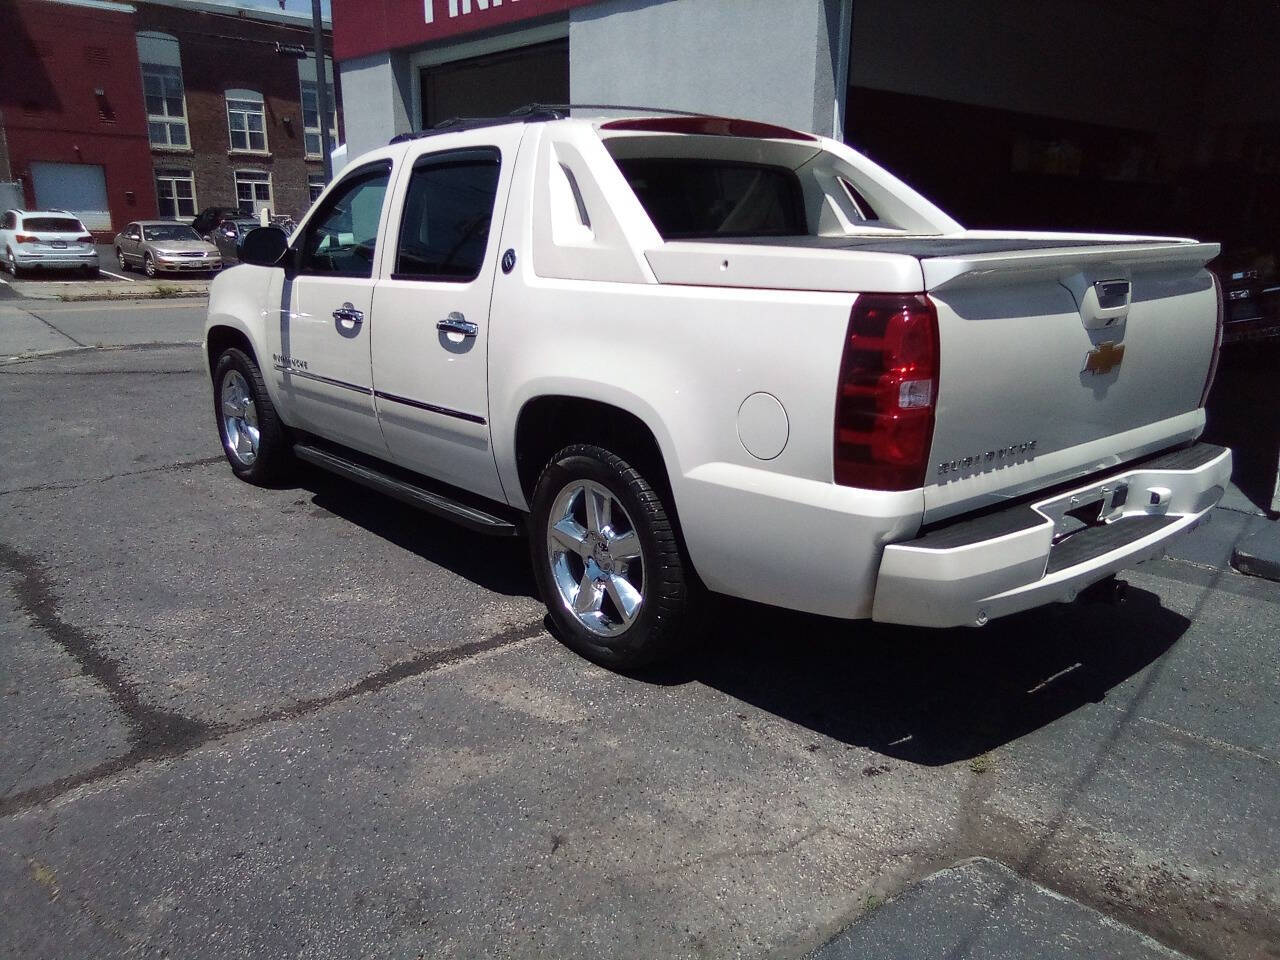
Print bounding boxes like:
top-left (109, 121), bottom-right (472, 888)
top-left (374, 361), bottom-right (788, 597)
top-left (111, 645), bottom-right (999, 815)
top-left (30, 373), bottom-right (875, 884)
top-left (203, 109), bottom-right (1229, 670)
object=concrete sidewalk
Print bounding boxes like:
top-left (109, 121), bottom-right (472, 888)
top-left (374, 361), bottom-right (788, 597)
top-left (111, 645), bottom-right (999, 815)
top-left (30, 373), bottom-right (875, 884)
top-left (809, 859), bottom-right (1191, 960)
top-left (1161, 484), bottom-right (1280, 583)
top-left (1233, 524), bottom-right (1280, 580)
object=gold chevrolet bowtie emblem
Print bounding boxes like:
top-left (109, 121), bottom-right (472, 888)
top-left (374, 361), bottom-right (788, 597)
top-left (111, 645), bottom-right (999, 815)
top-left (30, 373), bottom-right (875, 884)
top-left (1083, 340), bottom-right (1125, 375)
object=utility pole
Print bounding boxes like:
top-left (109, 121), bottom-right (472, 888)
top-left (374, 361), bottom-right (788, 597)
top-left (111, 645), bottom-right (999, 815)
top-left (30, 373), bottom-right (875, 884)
top-left (311, 0), bottom-right (333, 183)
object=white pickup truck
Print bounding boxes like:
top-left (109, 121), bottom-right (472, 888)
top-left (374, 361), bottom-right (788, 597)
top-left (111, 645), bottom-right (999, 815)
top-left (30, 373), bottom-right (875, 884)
top-left (205, 111), bottom-right (1230, 669)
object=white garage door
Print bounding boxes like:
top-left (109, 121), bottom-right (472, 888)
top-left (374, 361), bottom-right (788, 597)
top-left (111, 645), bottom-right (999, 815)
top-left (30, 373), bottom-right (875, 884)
top-left (29, 162), bottom-right (111, 230)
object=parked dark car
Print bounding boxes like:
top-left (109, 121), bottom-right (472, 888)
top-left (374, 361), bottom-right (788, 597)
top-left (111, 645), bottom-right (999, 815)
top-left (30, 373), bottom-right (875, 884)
top-left (1210, 248), bottom-right (1280, 344)
top-left (212, 218), bottom-right (266, 264)
top-left (191, 206), bottom-right (242, 241)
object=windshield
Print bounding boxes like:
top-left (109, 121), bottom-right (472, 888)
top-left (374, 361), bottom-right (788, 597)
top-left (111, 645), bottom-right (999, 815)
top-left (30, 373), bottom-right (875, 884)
top-left (143, 224), bottom-right (202, 242)
top-left (23, 217), bottom-right (84, 233)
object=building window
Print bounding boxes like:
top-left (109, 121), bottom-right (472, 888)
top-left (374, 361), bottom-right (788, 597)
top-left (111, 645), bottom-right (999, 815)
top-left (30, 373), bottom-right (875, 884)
top-left (300, 81), bottom-right (338, 158)
top-left (226, 89), bottom-right (267, 153)
top-left (136, 32), bottom-right (189, 149)
top-left (308, 175), bottom-right (325, 203)
top-left (155, 170), bottom-right (197, 219)
top-left (234, 170), bottom-right (272, 216)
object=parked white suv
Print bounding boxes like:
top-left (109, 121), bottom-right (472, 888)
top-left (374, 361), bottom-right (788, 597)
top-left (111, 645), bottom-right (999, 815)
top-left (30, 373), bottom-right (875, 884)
top-left (204, 111), bottom-right (1230, 669)
top-left (0, 209), bottom-right (99, 277)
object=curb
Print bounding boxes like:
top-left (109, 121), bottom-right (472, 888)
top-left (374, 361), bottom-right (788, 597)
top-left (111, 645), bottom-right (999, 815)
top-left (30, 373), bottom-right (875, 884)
top-left (1, 340), bottom-right (202, 364)
top-left (1231, 524), bottom-right (1280, 582)
top-left (56, 290), bottom-right (209, 302)
top-left (9, 281), bottom-right (210, 301)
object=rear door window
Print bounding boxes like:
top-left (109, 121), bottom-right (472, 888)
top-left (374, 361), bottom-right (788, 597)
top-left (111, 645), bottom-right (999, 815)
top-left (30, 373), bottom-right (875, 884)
top-left (392, 148), bottom-right (501, 283)
top-left (614, 158), bottom-right (806, 239)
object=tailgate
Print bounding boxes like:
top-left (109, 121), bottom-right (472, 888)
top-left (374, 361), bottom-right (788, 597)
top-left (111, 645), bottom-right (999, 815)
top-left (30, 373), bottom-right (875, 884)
top-left (922, 239), bottom-right (1221, 523)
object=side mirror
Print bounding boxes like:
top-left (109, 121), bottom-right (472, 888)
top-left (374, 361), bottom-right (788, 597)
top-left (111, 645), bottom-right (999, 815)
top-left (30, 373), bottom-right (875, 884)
top-left (239, 226), bottom-right (290, 267)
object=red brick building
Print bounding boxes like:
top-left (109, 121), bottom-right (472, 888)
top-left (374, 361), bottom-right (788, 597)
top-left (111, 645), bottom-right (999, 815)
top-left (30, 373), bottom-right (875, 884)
top-left (0, 0), bottom-right (341, 236)
top-left (132, 0), bottom-right (342, 224)
top-left (0, 0), bottom-right (156, 235)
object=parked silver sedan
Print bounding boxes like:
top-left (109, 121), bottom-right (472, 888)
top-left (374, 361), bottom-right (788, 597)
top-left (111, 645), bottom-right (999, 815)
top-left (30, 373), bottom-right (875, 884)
top-left (113, 221), bottom-right (222, 277)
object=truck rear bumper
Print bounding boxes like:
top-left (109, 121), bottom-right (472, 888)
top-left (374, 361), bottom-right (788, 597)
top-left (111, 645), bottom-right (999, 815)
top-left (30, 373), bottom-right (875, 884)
top-left (872, 443), bottom-right (1231, 628)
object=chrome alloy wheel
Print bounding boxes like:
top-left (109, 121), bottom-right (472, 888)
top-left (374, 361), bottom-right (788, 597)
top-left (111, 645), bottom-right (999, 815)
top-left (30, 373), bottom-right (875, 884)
top-left (220, 369), bottom-right (260, 466)
top-left (546, 479), bottom-right (645, 638)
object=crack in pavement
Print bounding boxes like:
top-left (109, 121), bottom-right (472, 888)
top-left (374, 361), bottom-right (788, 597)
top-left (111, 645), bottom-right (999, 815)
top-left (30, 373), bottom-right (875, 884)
top-left (1, 341), bottom-right (202, 367)
top-left (0, 543), bottom-right (213, 807)
top-left (16, 308), bottom-right (87, 348)
top-left (0, 540), bottom-right (546, 816)
top-left (0, 367), bottom-right (202, 377)
top-left (0, 456), bottom-right (225, 497)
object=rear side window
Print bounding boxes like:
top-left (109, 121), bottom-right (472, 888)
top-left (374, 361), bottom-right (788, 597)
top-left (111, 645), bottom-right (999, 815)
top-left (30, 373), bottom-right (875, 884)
top-left (296, 161), bottom-right (391, 278)
top-left (22, 217), bottom-right (84, 233)
top-left (614, 158), bottom-right (806, 240)
top-left (393, 148), bottom-right (501, 283)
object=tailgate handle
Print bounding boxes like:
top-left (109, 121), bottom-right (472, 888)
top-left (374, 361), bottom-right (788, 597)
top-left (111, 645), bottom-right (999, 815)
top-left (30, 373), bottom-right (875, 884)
top-left (1094, 279), bottom-right (1131, 310)
top-left (1062, 273), bottom-right (1131, 330)
top-left (1084, 278), bottom-right (1131, 329)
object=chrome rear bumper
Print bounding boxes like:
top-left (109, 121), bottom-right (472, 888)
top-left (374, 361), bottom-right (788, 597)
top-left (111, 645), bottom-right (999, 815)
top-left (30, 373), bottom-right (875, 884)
top-left (872, 443), bottom-right (1231, 628)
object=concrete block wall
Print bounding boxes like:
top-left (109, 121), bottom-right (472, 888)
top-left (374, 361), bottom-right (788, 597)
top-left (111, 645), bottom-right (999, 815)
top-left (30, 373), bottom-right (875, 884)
top-left (570, 0), bottom-right (851, 138)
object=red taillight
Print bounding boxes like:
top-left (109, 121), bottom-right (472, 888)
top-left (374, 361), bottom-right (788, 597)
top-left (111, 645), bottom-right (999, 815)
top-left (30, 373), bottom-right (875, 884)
top-left (1201, 273), bottom-right (1224, 408)
top-left (834, 293), bottom-right (940, 490)
top-left (14, 234), bottom-right (36, 244)
top-left (77, 234), bottom-right (94, 244)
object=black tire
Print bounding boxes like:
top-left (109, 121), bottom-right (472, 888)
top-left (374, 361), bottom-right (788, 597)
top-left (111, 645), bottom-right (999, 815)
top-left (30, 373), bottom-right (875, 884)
top-left (144, 253), bottom-right (157, 278)
top-left (530, 444), bottom-right (694, 670)
top-left (115, 248), bottom-right (129, 272)
top-left (212, 347), bottom-right (291, 484)
top-left (84, 265), bottom-right (100, 278)
top-left (7, 249), bottom-right (22, 278)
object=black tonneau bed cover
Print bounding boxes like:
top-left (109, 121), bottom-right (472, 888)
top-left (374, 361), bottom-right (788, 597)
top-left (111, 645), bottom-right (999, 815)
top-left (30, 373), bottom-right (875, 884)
top-left (710, 235), bottom-right (1188, 258)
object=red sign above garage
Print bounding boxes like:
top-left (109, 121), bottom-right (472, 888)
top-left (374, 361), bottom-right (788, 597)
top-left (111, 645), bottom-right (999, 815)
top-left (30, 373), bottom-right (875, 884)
top-left (332, 0), bottom-right (603, 61)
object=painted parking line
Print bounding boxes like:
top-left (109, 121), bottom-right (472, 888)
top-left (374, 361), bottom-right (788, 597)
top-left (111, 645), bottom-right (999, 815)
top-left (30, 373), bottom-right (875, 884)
top-left (100, 269), bottom-right (136, 283)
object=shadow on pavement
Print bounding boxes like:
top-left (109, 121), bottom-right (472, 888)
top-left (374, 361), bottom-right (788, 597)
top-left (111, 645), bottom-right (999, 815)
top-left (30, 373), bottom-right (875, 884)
top-left (292, 464), bottom-right (1190, 767)
top-left (655, 585), bottom-right (1189, 766)
top-left (297, 466), bottom-right (538, 600)
top-left (1203, 341), bottom-right (1280, 513)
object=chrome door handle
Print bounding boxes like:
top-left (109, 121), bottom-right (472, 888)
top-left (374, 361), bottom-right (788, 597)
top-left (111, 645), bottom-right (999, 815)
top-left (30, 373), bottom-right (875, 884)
top-left (436, 312), bottom-right (478, 337)
top-left (333, 303), bottom-right (363, 326)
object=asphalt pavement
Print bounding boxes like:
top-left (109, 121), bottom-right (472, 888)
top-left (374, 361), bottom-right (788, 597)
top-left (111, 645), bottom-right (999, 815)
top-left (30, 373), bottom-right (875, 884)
top-left (1, 296), bottom-right (1278, 959)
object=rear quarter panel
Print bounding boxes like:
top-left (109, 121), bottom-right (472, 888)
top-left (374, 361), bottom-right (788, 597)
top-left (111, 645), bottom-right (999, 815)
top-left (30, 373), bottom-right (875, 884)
top-left (485, 272), bottom-right (931, 613)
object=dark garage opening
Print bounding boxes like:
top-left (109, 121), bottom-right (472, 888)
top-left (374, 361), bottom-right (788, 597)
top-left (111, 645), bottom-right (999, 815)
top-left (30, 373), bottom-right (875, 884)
top-left (845, 0), bottom-right (1280, 511)
top-left (419, 38), bottom-right (568, 129)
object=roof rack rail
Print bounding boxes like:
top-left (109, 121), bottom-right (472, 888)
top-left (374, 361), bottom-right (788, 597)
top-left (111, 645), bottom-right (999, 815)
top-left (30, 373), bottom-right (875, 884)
top-left (387, 102), bottom-right (714, 145)
top-left (512, 102), bottom-right (713, 118)
top-left (388, 108), bottom-right (564, 144)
